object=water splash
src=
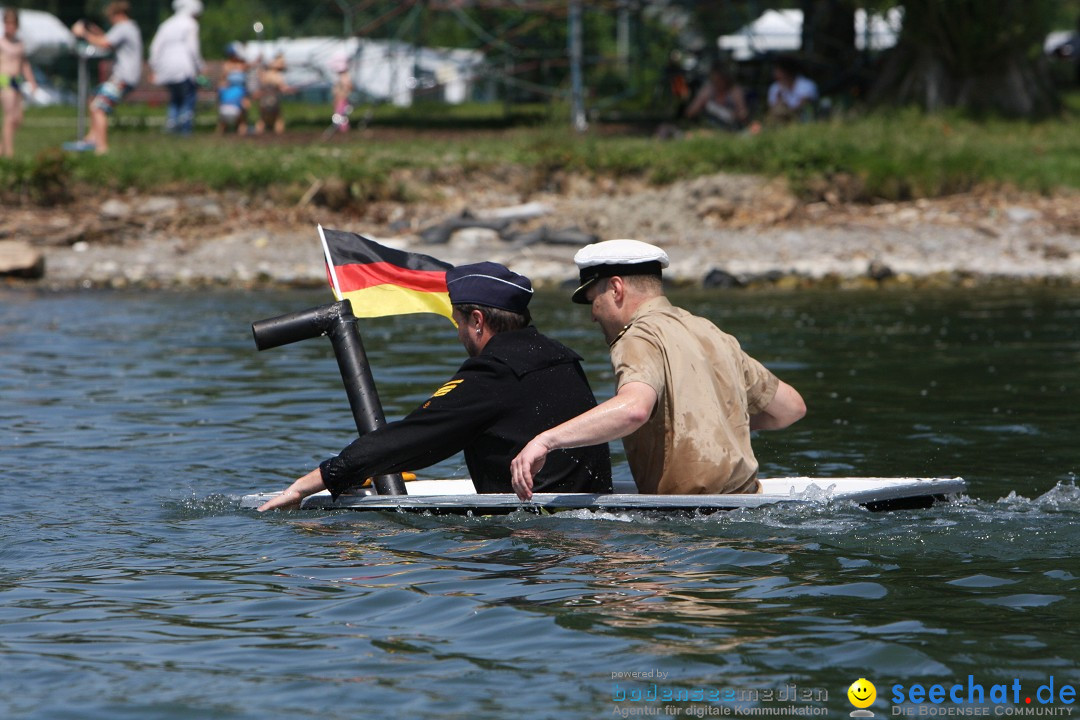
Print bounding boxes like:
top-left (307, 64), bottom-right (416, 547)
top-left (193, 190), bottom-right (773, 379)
top-left (161, 492), bottom-right (243, 518)
top-left (787, 481), bottom-right (838, 502)
top-left (995, 480), bottom-right (1080, 513)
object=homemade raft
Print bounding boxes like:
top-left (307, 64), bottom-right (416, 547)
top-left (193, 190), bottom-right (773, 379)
top-left (244, 300), bottom-right (966, 514)
top-left (240, 476), bottom-right (967, 514)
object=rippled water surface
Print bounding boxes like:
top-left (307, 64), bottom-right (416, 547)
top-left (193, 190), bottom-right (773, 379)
top-left (2, 286), bottom-right (1078, 720)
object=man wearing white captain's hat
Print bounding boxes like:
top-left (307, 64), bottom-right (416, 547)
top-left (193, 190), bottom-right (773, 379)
top-left (511, 239), bottom-right (806, 498)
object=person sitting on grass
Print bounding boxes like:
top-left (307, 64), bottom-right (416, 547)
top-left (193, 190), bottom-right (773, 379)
top-left (685, 66), bottom-right (749, 132)
top-left (766, 56), bottom-right (818, 125)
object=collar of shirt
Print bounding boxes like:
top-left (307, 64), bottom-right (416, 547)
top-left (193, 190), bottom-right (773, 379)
top-left (610, 295), bottom-right (673, 347)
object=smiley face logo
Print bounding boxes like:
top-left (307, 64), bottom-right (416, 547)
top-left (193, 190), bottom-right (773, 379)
top-left (848, 678), bottom-right (877, 709)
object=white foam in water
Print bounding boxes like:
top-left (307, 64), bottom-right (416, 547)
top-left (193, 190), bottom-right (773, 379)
top-left (170, 492), bottom-right (243, 515)
top-left (788, 482), bottom-right (838, 502)
top-left (1033, 480), bottom-right (1080, 510)
top-left (993, 481), bottom-right (1080, 505)
top-left (554, 509), bottom-right (647, 523)
top-left (991, 481), bottom-right (1080, 513)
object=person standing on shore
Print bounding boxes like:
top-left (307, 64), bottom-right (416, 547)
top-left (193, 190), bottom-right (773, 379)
top-left (329, 54), bottom-right (352, 134)
top-left (72, 1), bottom-right (143, 154)
top-left (148, 0), bottom-right (204, 135)
top-left (216, 43), bottom-right (249, 135)
top-left (254, 54), bottom-right (290, 135)
top-left (0, 8), bottom-right (37, 158)
top-left (511, 239), bottom-right (806, 500)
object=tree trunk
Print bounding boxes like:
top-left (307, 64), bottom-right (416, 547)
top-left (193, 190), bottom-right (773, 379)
top-left (801, 0), bottom-right (857, 93)
top-left (869, 0), bottom-right (1059, 118)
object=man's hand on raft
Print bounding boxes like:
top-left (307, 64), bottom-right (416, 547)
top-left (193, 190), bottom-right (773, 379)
top-left (511, 437), bottom-right (552, 501)
top-left (257, 468), bottom-right (327, 511)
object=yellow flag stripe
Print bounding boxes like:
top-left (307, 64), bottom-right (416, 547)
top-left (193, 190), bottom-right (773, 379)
top-left (341, 286), bottom-right (454, 320)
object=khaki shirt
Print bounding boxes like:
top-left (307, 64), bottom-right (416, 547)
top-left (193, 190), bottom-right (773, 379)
top-left (610, 296), bottom-right (779, 494)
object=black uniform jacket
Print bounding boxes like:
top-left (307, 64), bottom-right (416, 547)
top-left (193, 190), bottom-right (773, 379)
top-left (319, 326), bottom-right (612, 497)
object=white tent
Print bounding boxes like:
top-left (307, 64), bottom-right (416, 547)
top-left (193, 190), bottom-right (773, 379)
top-left (718, 8), bottom-right (902, 61)
top-left (0, 6), bottom-right (75, 64)
top-left (242, 37), bottom-right (484, 107)
top-left (1044, 30), bottom-right (1075, 55)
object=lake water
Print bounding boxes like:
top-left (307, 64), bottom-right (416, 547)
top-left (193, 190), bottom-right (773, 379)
top-left (1, 286), bottom-right (1077, 720)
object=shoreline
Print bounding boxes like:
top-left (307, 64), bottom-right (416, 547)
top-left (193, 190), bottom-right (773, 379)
top-left (15, 265), bottom-right (1080, 294)
top-left (5, 172), bottom-right (1080, 291)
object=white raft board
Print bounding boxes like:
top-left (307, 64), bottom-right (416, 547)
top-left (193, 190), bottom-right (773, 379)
top-left (240, 476), bottom-right (966, 513)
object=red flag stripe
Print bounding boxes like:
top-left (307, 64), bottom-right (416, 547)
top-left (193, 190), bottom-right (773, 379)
top-left (335, 261), bottom-right (448, 293)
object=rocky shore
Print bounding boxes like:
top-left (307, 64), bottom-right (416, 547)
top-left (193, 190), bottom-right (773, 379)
top-left (3, 172), bottom-right (1080, 291)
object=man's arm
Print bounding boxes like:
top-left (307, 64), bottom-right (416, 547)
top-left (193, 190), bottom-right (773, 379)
top-left (684, 83), bottom-right (710, 118)
top-left (793, 78), bottom-right (819, 110)
top-left (73, 21), bottom-right (112, 51)
top-left (20, 56), bottom-right (36, 93)
top-left (257, 409), bottom-right (485, 512)
top-left (732, 86), bottom-right (749, 123)
top-left (187, 19), bottom-right (204, 71)
top-left (257, 467), bottom-right (325, 511)
top-left (749, 380), bottom-right (805, 431)
top-left (258, 361), bottom-right (505, 511)
top-left (510, 381), bottom-right (657, 500)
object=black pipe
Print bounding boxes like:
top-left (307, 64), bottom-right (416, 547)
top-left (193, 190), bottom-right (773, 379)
top-left (252, 302), bottom-right (341, 351)
top-left (251, 300), bottom-right (407, 496)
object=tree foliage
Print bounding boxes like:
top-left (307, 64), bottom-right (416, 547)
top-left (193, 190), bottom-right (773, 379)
top-left (869, 0), bottom-right (1060, 117)
top-left (32, 0), bottom-right (1072, 119)
top-left (198, 0), bottom-right (298, 58)
top-left (356, 2), bottom-right (679, 110)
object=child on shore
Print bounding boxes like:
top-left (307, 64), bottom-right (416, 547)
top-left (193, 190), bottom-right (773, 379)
top-left (216, 43), bottom-right (248, 135)
top-left (329, 54), bottom-right (352, 134)
top-left (72, 2), bottom-right (142, 154)
top-left (0, 8), bottom-right (38, 157)
top-left (254, 54), bottom-right (290, 135)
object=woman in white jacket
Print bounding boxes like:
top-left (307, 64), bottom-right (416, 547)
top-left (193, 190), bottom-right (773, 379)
top-left (148, 0), bottom-right (203, 135)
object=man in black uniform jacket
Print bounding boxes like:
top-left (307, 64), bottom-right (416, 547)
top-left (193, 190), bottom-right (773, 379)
top-left (258, 261), bottom-right (612, 510)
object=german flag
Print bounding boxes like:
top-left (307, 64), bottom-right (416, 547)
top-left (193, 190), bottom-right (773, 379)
top-left (319, 226), bottom-right (455, 322)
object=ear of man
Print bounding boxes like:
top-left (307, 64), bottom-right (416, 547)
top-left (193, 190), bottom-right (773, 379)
top-left (469, 308), bottom-right (485, 333)
top-left (608, 276), bottom-right (627, 303)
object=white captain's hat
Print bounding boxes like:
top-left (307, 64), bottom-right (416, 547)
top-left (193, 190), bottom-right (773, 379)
top-left (571, 239), bottom-right (669, 304)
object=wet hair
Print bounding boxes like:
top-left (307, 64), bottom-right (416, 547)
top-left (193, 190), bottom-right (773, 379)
top-left (106, 2), bottom-right (131, 18)
top-left (3, 8), bottom-right (18, 27)
top-left (454, 303), bottom-right (531, 334)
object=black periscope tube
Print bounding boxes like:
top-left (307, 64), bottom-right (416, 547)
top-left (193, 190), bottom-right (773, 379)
top-left (251, 301), bottom-right (407, 496)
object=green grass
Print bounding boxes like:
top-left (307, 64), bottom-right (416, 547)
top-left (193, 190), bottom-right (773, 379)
top-left (4, 101), bottom-right (1080, 204)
